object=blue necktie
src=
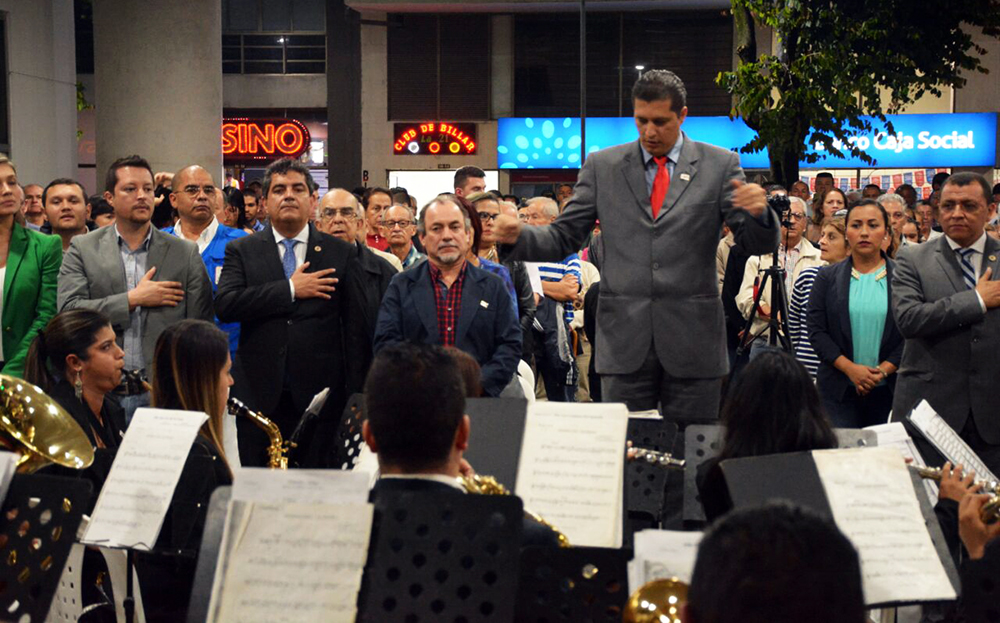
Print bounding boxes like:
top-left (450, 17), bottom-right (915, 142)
top-left (957, 248), bottom-right (976, 290)
top-left (281, 239), bottom-right (298, 279)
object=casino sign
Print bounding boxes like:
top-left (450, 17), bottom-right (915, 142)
top-left (393, 122), bottom-right (477, 155)
top-left (222, 118), bottom-right (310, 163)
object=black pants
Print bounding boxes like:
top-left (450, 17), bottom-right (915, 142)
top-left (822, 384), bottom-right (893, 429)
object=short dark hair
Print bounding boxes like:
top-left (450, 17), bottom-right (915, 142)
top-left (895, 183), bottom-right (916, 195)
top-left (261, 157), bottom-right (316, 198)
top-left (992, 183), bottom-right (1000, 195)
top-left (364, 343), bottom-right (466, 471)
top-left (932, 171), bottom-right (951, 188)
top-left (363, 186), bottom-right (392, 209)
top-left (89, 196), bottom-right (113, 219)
top-left (688, 503), bottom-right (865, 623)
top-left (453, 166), bottom-right (485, 191)
top-left (241, 187), bottom-right (260, 202)
top-left (502, 194), bottom-right (520, 205)
top-left (105, 155), bottom-right (153, 194)
top-left (863, 183), bottom-right (881, 192)
top-left (816, 172), bottom-right (834, 180)
top-left (42, 178), bottom-right (86, 206)
top-left (631, 69), bottom-right (687, 114)
top-left (942, 171), bottom-right (993, 205)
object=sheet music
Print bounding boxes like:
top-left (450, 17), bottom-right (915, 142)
top-left (514, 402), bottom-right (629, 547)
top-left (524, 262), bottom-right (544, 296)
top-left (232, 468), bottom-right (370, 504)
top-left (627, 410), bottom-right (663, 420)
top-left (83, 408), bottom-right (207, 549)
top-left (813, 447), bottom-right (956, 605)
top-left (864, 422), bottom-right (938, 505)
top-left (628, 530), bottom-right (703, 593)
top-left (0, 451), bottom-right (18, 506)
top-left (209, 502), bottom-right (373, 623)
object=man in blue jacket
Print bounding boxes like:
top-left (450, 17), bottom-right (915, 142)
top-left (164, 165), bottom-right (247, 355)
top-left (374, 195), bottom-right (522, 397)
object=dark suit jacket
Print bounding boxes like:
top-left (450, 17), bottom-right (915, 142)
top-left (354, 242), bottom-right (397, 389)
top-left (891, 235), bottom-right (1000, 443)
top-left (215, 224), bottom-right (366, 416)
top-left (373, 260), bottom-right (522, 397)
top-left (369, 477), bottom-right (561, 548)
top-left (1, 223), bottom-right (61, 378)
top-left (806, 258), bottom-right (904, 402)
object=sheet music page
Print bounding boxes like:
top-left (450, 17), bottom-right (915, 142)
top-left (514, 402), bottom-right (628, 547)
top-left (864, 422), bottom-right (938, 504)
top-left (83, 408), bottom-right (207, 550)
top-left (232, 468), bottom-right (371, 504)
top-left (813, 447), bottom-right (956, 605)
top-left (631, 529), bottom-right (703, 589)
top-left (524, 263), bottom-right (544, 295)
top-left (210, 502), bottom-right (373, 623)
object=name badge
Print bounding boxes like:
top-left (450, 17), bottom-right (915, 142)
top-left (679, 173), bottom-right (691, 181)
top-left (480, 300), bottom-right (489, 309)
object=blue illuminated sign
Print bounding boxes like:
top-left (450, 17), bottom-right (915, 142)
top-left (497, 113), bottom-right (997, 170)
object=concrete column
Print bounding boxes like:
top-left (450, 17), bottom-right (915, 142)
top-left (328, 0), bottom-right (362, 190)
top-left (93, 0), bottom-right (222, 183)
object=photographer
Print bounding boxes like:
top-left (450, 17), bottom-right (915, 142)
top-left (736, 196), bottom-right (824, 358)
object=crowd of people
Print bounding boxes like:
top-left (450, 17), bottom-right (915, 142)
top-left (2, 68), bottom-right (1000, 621)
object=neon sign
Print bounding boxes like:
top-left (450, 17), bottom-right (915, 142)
top-left (222, 118), bottom-right (311, 163)
top-left (393, 122), bottom-right (477, 156)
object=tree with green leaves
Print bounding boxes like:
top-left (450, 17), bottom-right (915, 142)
top-left (718, 0), bottom-right (1000, 186)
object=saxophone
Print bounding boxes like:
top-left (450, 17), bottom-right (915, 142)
top-left (227, 397), bottom-right (293, 469)
top-left (460, 473), bottom-right (571, 548)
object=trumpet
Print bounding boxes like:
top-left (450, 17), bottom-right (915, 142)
top-left (227, 397), bottom-right (294, 470)
top-left (628, 446), bottom-right (686, 470)
top-left (460, 473), bottom-right (571, 548)
top-left (912, 464), bottom-right (1000, 523)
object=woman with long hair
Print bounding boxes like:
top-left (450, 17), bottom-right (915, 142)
top-left (142, 319), bottom-right (234, 623)
top-left (807, 199), bottom-right (904, 428)
top-left (807, 187), bottom-right (848, 243)
top-left (697, 349), bottom-right (838, 521)
top-left (23, 309), bottom-right (126, 450)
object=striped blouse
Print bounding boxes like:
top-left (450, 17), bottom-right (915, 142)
top-left (788, 266), bottom-right (822, 378)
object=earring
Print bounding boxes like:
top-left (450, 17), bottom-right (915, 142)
top-left (74, 372), bottom-right (83, 401)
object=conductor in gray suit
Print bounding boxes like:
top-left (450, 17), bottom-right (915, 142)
top-left (495, 70), bottom-right (779, 419)
top-left (891, 172), bottom-right (1000, 472)
top-left (58, 155), bottom-right (213, 417)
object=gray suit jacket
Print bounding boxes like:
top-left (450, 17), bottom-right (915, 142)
top-left (505, 135), bottom-right (779, 378)
top-left (57, 225), bottom-right (213, 372)
top-left (891, 234), bottom-right (1000, 443)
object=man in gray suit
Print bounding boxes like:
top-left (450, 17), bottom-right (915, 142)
top-left (58, 155), bottom-right (213, 418)
top-left (495, 70), bottom-right (778, 419)
top-left (892, 171), bottom-right (1000, 472)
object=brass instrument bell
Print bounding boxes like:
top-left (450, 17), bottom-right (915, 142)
top-left (623, 577), bottom-right (689, 623)
top-left (0, 375), bottom-right (95, 473)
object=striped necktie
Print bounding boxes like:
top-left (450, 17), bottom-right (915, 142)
top-left (956, 248), bottom-right (977, 290)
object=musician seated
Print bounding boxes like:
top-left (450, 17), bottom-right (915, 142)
top-left (362, 342), bottom-right (560, 548)
top-left (697, 350), bottom-right (838, 522)
top-left (140, 319), bottom-right (235, 623)
top-left (24, 309), bottom-right (127, 453)
top-left (950, 492), bottom-right (1000, 621)
top-left (685, 502), bottom-right (865, 623)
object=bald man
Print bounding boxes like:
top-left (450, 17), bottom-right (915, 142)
top-left (164, 165), bottom-right (247, 355)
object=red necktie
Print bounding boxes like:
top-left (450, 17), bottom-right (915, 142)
top-left (650, 156), bottom-right (670, 219)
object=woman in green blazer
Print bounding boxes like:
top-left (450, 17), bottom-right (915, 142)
top-left (0, 156), bottom-right (61, 378)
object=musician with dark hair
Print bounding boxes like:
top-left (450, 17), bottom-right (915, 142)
top-left (363, 342), bottom-right (559, 547)
top-left (696, 349), bottom-right (838, 521)
top-left (685, 503), bottom-right (865, 623)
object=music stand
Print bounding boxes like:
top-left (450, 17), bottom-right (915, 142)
top-left (357, 492), bottom-right (522, 623)
top-left (515, 546), bottom-right (630, 623)
top-left (624, 419), bottom-right (678, 546)
top-left (333, 393), bottom-right (366, 470)
top-left (463, 398), bottom-right (529, 489)
top-left (186, 486), bottom-right (231, 623)
top-left (0, 474), bottom-right (91, 623)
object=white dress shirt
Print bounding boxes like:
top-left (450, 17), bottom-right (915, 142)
top-left (173, 217), bottom-right (219, 255)
top-left (272, 225), bottom-right (310, 300)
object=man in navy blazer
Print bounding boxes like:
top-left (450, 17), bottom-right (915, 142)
top-left (374, 196), bottom-right (521, 397)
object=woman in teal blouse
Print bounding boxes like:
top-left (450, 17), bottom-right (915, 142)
top-left (806, 199), bottom-right (905, 428)
top-left (0, 156), bottom-right (62, 378)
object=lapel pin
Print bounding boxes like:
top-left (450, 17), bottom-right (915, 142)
top-left (679, 173), bottom-right (691, 181)
top-left (480, 300), bottom-right (489, 309)
top-left (314, 245), bottom-right (321, 252)
top-left (990, 255), bottom-right (997, 262)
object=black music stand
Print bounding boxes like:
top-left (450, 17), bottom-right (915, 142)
top-left (333, 393), bottom-right (366, 470)
top-left (0, 473), bottom-right (91, 623)
top-left (515, 546), bottom-right (630, 623)
top-left (624, 419), bottom-right (678, 546)
top-left (463, 398), bottom-right (529, 489)
top-left (357, 491), bottom-right (522, 623)
top-left (186, 486), bottom-right (231, 623)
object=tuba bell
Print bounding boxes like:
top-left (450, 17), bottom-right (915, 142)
top-left (623, 577), bottom-right (689, 623)
top-left (0, 375), bottom-right (95, 473)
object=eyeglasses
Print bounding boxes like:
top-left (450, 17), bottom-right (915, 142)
top-left (382, 220), bottom-right (415, 230)
top-left (320, 207), bottom-right (358, 220)
top-left (477, 212), bottom-right (499, 223)
top-left (787, 213), bottom-right (807, 221)
top-left (181, 185), bottom-right (216, 197)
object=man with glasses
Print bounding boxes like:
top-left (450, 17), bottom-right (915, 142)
top-left (163, 165), bottom-right (247, 356)
top-left (736, 196), bottom-right (823, 358)
top-left (382, 204), bottom-right (426, 269)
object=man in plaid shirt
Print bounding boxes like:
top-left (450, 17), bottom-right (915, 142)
top-left (374, 196), bottom-right (523, 397)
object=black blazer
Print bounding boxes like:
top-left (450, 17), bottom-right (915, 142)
top-left (372, 261), bottom-right (522, 397)
top-left (370, 477), bottom-right (561, 548)
top-left (806, 258), bottom-right (904, 402)
top-left (215, 224), bottom-right (367, 416)
top-left (48, 379), bottom-right (126, 451)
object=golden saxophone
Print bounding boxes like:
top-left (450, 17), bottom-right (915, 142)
top-left (913, 465), bottom-right (1000, 523)
top-left (460, 474), bottom-right (571, 548)
top-left (227, 397), bottom-right (294, 469)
